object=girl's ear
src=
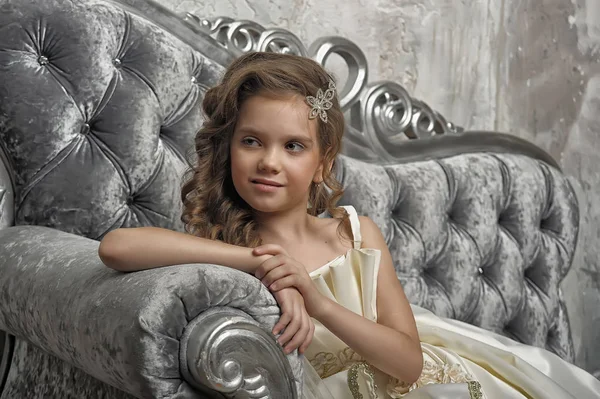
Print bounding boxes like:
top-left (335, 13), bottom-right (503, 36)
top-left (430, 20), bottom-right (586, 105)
top-left (313, 158), bottom-right (334, 184)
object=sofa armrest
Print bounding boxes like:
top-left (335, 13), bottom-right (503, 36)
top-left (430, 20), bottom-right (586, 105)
top-left (0, 226), bottom-right (300, 399)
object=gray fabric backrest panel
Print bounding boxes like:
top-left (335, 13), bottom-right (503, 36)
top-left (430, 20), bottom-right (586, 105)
top-left (337, 153), bottom-right (577, 361)
top-left (0, 0), bottom-right (225, 239)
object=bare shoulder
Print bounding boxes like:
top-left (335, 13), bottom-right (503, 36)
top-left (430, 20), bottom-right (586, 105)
top-left (357, 215), bottom-right (386, 247)
top-left (357, 215), bottom-right (378, 232)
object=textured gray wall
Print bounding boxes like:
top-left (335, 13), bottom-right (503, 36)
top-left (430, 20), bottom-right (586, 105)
top-left (159, 0), bottom-right (600, 374)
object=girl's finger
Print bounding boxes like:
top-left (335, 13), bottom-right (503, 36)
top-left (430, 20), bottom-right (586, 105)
top-left (270, 275), bottom-right (299, 292)
top-left (253, 244), bottom-right (288, 256)
top-left (273, 311), bottom-right (292, 335)
top-left (299, 318), bottom-right (315, 354)
top-left (285, 309), bottom-right (310, 354)
top-left (277, 314), bottom-right (300, 347)
top-left (255, 256), bottom-right (285, 279)
top-left (262, 266), bottom-right (293, 287)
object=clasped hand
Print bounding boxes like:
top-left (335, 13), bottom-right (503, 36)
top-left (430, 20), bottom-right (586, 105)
top-left (253, 244), bottom-right (326, 355)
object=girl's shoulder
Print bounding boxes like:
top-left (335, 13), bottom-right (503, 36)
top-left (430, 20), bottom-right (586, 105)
top-left (333, 206), bottom-right (384, 249)
top-left (315, 207), bottom-right (385, 253)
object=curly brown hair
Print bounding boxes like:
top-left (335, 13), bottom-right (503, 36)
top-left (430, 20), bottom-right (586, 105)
top-left (181, 52), bottom-right (348, 247)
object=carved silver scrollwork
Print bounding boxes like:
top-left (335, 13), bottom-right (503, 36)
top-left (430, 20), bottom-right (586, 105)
top-left (191, 16), bottom-right (464, 161)
top-left (308, 37), bottom-right (368, 111)
top-left (184, 308), bottom-right (298, 399)
top-left (185, 16), bottom-right (307, 58)
top-left (361, 81), bottom-right (414, 146)
top-left (221, 20), bottom-right (265, 56)
top-left (181, 14), bottom-right (233, 36)
top-left (257, 29), bottom-right (307, 57)
top-left (410, 99), bottom-right (436, 138)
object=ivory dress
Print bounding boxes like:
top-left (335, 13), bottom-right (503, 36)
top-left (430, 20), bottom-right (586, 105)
top-left (301, 206), bottom-right (600, 399)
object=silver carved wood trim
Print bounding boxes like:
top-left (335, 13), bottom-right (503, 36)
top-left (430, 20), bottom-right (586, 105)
top-left (182, 308), bottom-right (298, 399)
top-left (0, 332), bottom-right (14, 395)
top-left (0, 144), bottom-right (14, 229)
top-left (182, 15), bottom-right (467, 162)
top-left (110, 1), bottom-right (558, 166)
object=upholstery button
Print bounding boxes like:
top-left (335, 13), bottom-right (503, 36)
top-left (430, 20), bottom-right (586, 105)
top-left (478, 267), bottom-right (484, 275)
top-left (447, 212), bottom-right (454, 223)
top-left (113, 58), bottom-right (122, 67)
top-left (37, 55), bottom-right (49, 66)
top-left (80, 123), bottom-right (90, 135)
top-left (126, 196), bottom-right (134, 206)
top-left (497, 211), bottom-right (505, 222)
top-left (191, 76), bottom-right (197, 84)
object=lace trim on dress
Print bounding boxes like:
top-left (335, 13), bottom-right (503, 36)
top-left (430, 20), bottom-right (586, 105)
top-left (310, 347), bottom-right (362, 379)
top-left (310, 348), bottom-right (484, 399)
top-left (467, 381), bottom-right (483, 399)
top-left (348, 361), bottom-right (378, 399)
top-left (387, 357), bottom-right (481, 398)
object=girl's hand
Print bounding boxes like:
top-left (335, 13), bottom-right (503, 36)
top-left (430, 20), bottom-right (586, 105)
top-left (272, 288), bottom-right (314, 354)
top-left (253, 244), bottom-right (327, 317)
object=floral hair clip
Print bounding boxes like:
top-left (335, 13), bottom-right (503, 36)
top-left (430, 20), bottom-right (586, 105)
top-left (306, 80), bottom-right (336, 123)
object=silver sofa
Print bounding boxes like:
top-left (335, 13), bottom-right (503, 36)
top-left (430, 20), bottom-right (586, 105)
top-left (0, 0), bottom-right (580, 398)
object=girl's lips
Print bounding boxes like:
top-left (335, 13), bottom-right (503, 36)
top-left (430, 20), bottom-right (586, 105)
top-left (251, 178), bottom-right (283, 187)
top-left (252, 182), bottom-right (282, 193)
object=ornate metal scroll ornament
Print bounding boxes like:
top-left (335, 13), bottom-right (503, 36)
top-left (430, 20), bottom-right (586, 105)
top-left (182, 16), bottom-right (463, 161)
top-left (182, 15), bottom-right (307, 57)
top-left (183, 308), bottom-right (298, 399)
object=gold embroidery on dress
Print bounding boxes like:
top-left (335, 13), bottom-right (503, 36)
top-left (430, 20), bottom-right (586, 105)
top-left (309, 347), bottom-right (362, 379)
top-left (467, 381), bottom-right (483, 399)
top-left (386, 357), bottom-right (480, 397)
top-left (309, 352), bottom-right (339, 378)
top-left (340, 347), bottom-right (362, 365)
top-left (310, 347), bottom-right (485, 398)
top-left (348, 361), bottom-right (379, 399)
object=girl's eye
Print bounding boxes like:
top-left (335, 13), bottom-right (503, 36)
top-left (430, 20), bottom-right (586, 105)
top-left (241, 137), bottom-right (259, 146)
top-left (286, 142), bottom-right (305, 152)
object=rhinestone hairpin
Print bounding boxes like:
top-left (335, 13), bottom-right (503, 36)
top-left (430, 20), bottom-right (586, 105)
top-left (306, 80), bottom-right (336, 123)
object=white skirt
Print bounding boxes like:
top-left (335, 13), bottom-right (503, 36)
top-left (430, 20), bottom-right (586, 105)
top-left (300, 305), bottom-right (600, 399)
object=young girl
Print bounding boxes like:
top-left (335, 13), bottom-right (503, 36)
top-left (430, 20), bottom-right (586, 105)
top-left (99, 52), bottom-right (600, 399)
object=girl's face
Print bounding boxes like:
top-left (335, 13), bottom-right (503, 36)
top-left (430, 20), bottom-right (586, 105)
top-left (230, 92), bottom-right (324, 214)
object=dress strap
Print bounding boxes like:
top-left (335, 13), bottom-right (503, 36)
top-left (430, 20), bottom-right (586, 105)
top-left (340, 205), bottom-right (361, 249)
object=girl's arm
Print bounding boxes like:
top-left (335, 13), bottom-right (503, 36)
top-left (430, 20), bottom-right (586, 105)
top-left (98, 227), bottom-right (268, 273)
top-left (254, 217), bottom-right (423, 383)
top-left (313, 216), bottom-right (423, 382)
top-left (100, 227), bottom-right (315, 355)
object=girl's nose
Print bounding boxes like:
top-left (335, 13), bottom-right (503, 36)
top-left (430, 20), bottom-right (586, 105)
top-left (258, 149), bottom-right (281, 173)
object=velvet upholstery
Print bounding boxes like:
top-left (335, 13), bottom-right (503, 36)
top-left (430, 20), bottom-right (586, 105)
top-left (2, 339), bottom-right (137, 399)
top-left (337, 154), bottom-right (577, 361)
top-left (0, 0), bottom-right (580, 397)
top-left (0, 0), bottom-right (223, 238)
top-left (0, 226), bottom-right (297, 398)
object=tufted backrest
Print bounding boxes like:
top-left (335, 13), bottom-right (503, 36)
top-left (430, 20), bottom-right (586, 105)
top-left (337, 153), bottom-right (578, 361)
top-left (0, 0), bottom-right (226, 239)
